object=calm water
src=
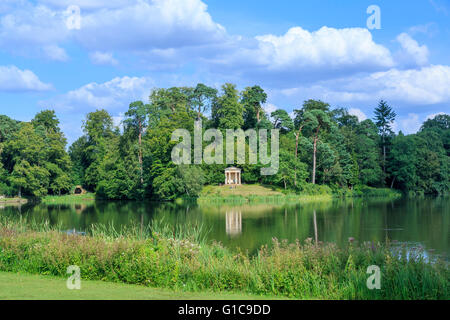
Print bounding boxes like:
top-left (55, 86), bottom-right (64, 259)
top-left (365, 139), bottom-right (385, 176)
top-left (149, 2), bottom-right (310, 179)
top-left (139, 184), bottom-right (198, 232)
top-left (1, 197), bottom-right (449, 259)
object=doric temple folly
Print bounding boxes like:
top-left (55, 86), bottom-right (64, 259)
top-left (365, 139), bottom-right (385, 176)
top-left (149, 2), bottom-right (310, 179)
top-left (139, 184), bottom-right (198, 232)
top-left (225, 167), bottom-right (242, 185)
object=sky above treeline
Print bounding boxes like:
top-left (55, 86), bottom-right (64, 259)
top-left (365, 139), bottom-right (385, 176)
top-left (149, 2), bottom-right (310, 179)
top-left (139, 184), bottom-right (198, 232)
top-left (0, 0), bottom-right (449, 145)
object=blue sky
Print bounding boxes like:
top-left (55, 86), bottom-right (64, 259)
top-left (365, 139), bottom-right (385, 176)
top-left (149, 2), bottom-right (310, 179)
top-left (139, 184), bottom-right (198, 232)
top-left (0, 0), bottom-right (449, 145)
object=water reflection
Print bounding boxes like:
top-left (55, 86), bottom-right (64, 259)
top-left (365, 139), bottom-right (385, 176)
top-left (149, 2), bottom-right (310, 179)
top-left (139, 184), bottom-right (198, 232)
top-left (225, 210), bottom-right (242, 237)
top-left (0, 197), bottom-right (448, 259)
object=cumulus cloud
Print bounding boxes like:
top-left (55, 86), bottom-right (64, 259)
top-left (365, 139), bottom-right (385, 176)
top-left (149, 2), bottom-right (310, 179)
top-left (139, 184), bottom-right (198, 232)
top-left (37, 0), bottom-right (131, 10)
top-left (426, 112), bottom-right (447, 120)
top-left (210, 26), bottom-right (395, 86)
top-left (263, 103), bottom-right (278, 115)
top-left (280, 65), bottom-right (450, 106)
top-left (112, 112), bottom-right (125, 129)
top-left (366, 65), bottom-right (450, 104)
top-left (1, 0), bottom-right (402, 81)
top-left (0, 65), bottom-right (52, 92)
top-left (76, 0), bottom-right (227, 51)
top-left (396, 33), bottom-right (429, 67)
top-left (348, 108), bottom-right (367, 121)
top-left (0, 0), bottom-right (227, 63)
top-left (394, 113), bottom-right (422, 134)
top-left (40, 76), bottom-right (153, 113)
top-left (0, 3), bottom-right (71, 60)
top-left (392, 113), bottom-right (449, 135)
top-left (89, 51), bottom-right (118, 66)
top-left (256, 27), bottom-right (394, 70)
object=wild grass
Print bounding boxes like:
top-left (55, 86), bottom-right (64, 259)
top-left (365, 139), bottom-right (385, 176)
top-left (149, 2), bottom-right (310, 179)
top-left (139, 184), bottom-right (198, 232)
top-left (0, 216), bottom-right (447, 300)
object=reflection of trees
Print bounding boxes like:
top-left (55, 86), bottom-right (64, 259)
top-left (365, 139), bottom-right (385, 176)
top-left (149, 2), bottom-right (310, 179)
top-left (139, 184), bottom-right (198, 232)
top-left (313, 209), bottom-right (318, 245)
top-left (0, 197), bottom-right (447, 258)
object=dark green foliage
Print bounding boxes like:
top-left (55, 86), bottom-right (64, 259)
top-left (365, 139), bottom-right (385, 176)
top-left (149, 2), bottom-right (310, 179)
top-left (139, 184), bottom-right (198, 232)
top-left (242, 85), bottom-right (267, 129)
top-left (374, 100), bottom-right (396, 184)
top-left (212, 83), bottom-right (245, 130)
top-left (388, 115), bottom-right (449, 195)
top-left (1, 87), bottom-right (448, 199)
top-left (0, 111), bottom-right (71, 197)
top-left (271, 109), bottom-right (294, 133)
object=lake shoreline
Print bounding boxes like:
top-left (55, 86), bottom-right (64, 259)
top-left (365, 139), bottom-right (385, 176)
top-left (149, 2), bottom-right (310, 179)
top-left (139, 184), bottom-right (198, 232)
top-left (0, 198), bottom-right (28, 205)
top-left (34, 184), bottom-right (402, 205)
top-left (0, 216), bottom-right (447, 300)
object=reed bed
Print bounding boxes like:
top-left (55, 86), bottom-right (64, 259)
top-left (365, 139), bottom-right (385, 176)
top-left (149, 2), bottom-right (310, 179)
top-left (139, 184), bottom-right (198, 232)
top-left (0, 216), bottom-right (447, 300)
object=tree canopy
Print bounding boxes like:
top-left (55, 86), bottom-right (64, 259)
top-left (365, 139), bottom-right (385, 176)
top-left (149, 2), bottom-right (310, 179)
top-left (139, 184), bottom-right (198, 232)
top-left (1, 88), bottom-right (448, 199)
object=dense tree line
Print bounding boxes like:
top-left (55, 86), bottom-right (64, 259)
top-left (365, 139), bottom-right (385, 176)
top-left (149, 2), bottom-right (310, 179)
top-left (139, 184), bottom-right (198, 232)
top-left (0, 84), bottom-right (448, 200)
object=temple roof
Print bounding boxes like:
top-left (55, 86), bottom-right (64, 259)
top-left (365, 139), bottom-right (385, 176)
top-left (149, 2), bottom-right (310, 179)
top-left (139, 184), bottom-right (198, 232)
top-left (225, 167), bottom-right (241, 171)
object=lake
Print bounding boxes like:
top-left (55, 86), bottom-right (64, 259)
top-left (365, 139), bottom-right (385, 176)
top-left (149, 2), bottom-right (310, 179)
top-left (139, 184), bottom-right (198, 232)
top-left (1, 197), bottom-right (448, 260)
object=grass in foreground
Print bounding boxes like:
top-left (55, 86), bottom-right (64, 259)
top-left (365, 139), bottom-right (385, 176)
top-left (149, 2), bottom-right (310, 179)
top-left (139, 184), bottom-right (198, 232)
top-left (0, 272), bottom-right (276, 300)
top-left (0, 217), bottom-right (447, 300)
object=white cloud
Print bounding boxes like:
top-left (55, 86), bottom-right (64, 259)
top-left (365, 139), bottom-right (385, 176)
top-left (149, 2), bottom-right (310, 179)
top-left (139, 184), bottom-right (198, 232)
top-left (394, 113), bottom-right (422, 134)
top-left (43, 45), bottom-right (69, 61)
top-left (211, 26), bottom-right (395, 85)
top-left (408, 23), bottom-right (439, 37)
top-left (76, 0), bottom-right (227, 51)
top-left (89, 51), bottom-right (118, 66)
top-left (396, 33), bottom-right (429, 66)
top-left (263, 103), bottom-right (278, 115)
top-left (0, 0), bottom-right (227, 62)
top-left (368, 65), bottom-right (450, 104)
top-left (426, 112), bottom-right (448, 120)
top-left (0, 65), bottom-right (52, 92)
top-left (279, 65), bottom-right (450, 106)
top-left (112, 112), bottom-right (125, 128)
top-left (348, 108), bottom-right (367, 121)
top-left (256, 27), bottom-right (394, 70)
top-left (0, 4), bottom-right (71, 60)
top-left (37, 0), bottom-right (131, 10)
top-left (40, 76), bottom-right (153, 113)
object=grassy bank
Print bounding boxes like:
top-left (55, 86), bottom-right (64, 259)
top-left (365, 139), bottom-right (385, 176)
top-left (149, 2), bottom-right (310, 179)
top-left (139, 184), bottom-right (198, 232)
top-left (0, 217), bottom-right (447, 300)
top-left (41, 193), bottom-right (95, 205)
top-left (0, 272), bottom-right (276, 300)
top-left (0, 197), bottom-right (28, 205)
top-left (198, 184), bottom-right (400, 204)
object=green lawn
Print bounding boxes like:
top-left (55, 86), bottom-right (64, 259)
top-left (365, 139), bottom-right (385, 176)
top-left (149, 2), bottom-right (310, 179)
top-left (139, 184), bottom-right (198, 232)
top-left (201, 184), bottom-right (283, 197)
top-left (0, 272), bottom-right (277, 300)
top-left (42, 193), bottom-right (95, 204)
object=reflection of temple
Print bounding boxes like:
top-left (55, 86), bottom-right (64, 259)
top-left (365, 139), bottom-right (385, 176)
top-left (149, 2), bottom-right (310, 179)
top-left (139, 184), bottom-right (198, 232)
top-left (74, 204), bottom-right (87, 215)
top-left (226, 210), bottom-right (242, 236)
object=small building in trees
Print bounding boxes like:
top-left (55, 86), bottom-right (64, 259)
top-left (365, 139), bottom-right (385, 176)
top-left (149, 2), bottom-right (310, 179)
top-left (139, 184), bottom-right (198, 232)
top-left (225, 167), bottom-right (242, 185)
top-left (73, 185), bottom-right (86, 195)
